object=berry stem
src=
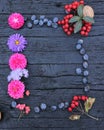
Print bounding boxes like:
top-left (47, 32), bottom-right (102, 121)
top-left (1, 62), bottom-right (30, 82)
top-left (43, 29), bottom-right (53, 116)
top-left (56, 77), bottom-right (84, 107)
top-left (76, 107), bottom-right (99, 120)
top-left (18, 111), bottom-right (24, 121)
top-left (84, 113), bottom-right (99, 121)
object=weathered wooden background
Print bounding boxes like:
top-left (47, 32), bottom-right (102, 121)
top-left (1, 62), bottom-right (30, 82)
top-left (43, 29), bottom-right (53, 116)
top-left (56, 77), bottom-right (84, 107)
top-left (0, 0), bottom-right (104, 130)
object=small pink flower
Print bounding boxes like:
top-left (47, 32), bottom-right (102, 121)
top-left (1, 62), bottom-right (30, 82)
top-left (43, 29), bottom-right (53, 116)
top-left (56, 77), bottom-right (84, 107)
top-left (25, 90), bottom-right (30, 96)
top-left (8, 13), bottom-right (24, 29)
top-left (8, 80), bottom-right (25, 99)
top-left (25, 106), bottom-right (31, 114)
top-left (16, 104), bottom-right (26, 111)
top-left (9, 53), bottom-right (27, 70)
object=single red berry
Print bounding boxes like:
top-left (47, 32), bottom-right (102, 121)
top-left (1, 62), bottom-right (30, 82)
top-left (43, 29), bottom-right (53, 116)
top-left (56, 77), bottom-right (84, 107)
top-left (72, 5), bottom-right (77, 9)
top-left (80, 1), bottom-right (84, 4)
top-left (67, 8), bottom-right (71, 12)
top-left (65, 24), bottom-right (69, 28)
top-left (62, 25), bottom-right (65, 29)
top-left (87, 26), bottom-right (91, 30)
top-left (85, 32), bottom-right (88, 36)
top-left (61, 20), bottom-right (65, 25)
top-left (65, 19), bottom-right (69, 23)
top-left (73, 96), bottom-right (78, 101)
top-left (66, 15), bottom-right (70, 19)
top-left (58, 21), bottom-right (61, 25)
top-left (74, 1), bottom-right (79, 6)
top-left (65, 5), bottom-right (69, 9)
top-left (68, 107), bottom-right (72, 112)
top-left (81, 31), bottom-right (85, 35)
top-left (72, 100), bottom-right (76, 104)
top-left (81, 96), bottom-right (86, 101)
top-left (64, 28), bottom-right (68, 32)
top-left (69, 27), bottom-right (73, 32)
top-left (67, 31), bottom-right (71, 35)
top-left (71, 103), bottom-right (76, 108)
top-left (82, 26), bottom-right (87, 31)
top-left (69, 4), bottom-right (72, 8)
top-left (69, 14), bottom-right (73, 18)
top-left (75, 102), bottom-right (79, 106)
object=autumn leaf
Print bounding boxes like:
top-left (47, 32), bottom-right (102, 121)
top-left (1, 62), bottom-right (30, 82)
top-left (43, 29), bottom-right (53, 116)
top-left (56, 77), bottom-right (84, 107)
top-left (84, 97), bottom-right (95, 113)
top-left (69, 115), bottom-right (81, 120)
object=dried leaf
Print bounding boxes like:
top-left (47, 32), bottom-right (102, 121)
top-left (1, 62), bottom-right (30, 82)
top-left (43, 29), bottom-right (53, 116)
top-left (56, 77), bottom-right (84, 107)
top-left (74, 20), bottom-right (82, 33)
top-left (69, 16), bottom-right (80, 23)
top-left (69, 115), bottom-right (81, 120)
top-left (77, 5), bottom-right (84, 17)
top-left (84, 97), bottom-right (95, 113)
top-left (83, 16), bottom-right (95, 23)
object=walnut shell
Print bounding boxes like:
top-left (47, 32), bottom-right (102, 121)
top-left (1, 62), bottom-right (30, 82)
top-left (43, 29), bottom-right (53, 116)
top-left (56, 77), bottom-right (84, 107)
top-left (83, 5), bottom-right (94, 18)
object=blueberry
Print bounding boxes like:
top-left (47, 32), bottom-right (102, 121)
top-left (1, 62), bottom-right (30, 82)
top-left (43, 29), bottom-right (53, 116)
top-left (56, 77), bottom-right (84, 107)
top-left (33, 20), bottom-right (39, 25)
top-left (83, 62), bottom-right (88, 69)
top-left (47, 20), bottom-right (52, 26)
top-left (84, 85), bottom-right (90, 92)
top-left (83, 70), bottom-right (89, 76)
top-left (43, 18), bottom-right (48, 23)
top-left (64, 102), bottom-right (69, 108)
top-left (52, 23), bottom-right (58, 28)
top-left (83, 54), bottom-right (89, 61)
top-left (31, 15), bottom-right (36, 21)
top-left (51, 106), bottom-right (57, 111)
top-left (76, 44), bottom-right (82, 50)
top-left (58, 102), bottom-right (64, 109)
top-left (40, 15), bottom-right (45, 20)
top-left (34, 107), bottom-right (40, 113)
top-left (82, 77), bottom-right (88, 84)
top-left (39, 20), bottom-right (44, 26)
top-left (76, 68), bottom-right (82, 75)
top-left (27, 22), bottom-right (33, 28)
top-left (53, 17), bottom-right (59, 23)
top-left (40, 103), bottom-right (47, 110)
top-left (11, 101), bottom-right (17, 108)
top-left (80, 48), bottom-right (85, 55)
top-left (77, 39), bottom-right (83, 44)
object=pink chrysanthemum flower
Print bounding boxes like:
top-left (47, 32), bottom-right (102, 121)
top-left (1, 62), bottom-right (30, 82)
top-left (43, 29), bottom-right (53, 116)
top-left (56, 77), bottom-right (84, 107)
top-left (8, 13), bottom-right (24, 29)
top-left (9, 53), bottom-right (27, 70)
top-left (8, 80), bottom-right (25, 99)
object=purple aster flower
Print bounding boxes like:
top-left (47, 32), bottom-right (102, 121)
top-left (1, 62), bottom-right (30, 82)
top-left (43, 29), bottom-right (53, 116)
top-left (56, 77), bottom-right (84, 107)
top-left (7, 33), bottom-right (27, 52)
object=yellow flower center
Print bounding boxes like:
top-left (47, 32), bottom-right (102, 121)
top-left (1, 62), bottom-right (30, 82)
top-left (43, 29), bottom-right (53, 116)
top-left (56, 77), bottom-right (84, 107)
top-left (15, 40), bottom-right (20, 45)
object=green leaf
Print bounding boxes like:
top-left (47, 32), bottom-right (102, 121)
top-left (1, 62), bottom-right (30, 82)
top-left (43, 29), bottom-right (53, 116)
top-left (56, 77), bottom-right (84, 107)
top-left (69, 115), bottom-right (81, 120)
top-left (74, 20), bottom-right (82, 33)
top-left (84, 97), bottom-right (96, 113)
top-left (69, 16), bottom-right (80, 23)
top-left (83, 16), bottom-right (95, 23)
top-left (77, 5), bottom-right (84, 17)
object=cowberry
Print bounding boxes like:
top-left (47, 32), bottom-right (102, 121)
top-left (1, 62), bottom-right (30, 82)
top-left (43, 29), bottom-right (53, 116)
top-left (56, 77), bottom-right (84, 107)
top-left (67, 31), bottom-right (71, 35)
top-left (68, 107), bottom-right (72, 112)
top-left (75, 102), bottom-right (79, 106)
top-left (71, 103), bottom-right (76, 108)
top-left (73, 96), bottom-right (78, 101)
top-left (81, 96), bottom-right (86, 101)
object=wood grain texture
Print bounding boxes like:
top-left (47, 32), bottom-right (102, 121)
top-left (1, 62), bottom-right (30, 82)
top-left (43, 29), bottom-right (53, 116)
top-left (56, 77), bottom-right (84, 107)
top-left (0, 0), bottom-right (104, 129)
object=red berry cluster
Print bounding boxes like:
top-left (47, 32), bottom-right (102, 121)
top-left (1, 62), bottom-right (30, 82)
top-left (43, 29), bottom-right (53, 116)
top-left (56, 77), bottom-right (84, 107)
top-left (58, 14), bottom-right (74, 36)
top-left (80, 21), bottom-right (92, 36)
top-left (58, 0), bottom-right (92, 36)
top-left (68, 95), bottom-right (88, 112)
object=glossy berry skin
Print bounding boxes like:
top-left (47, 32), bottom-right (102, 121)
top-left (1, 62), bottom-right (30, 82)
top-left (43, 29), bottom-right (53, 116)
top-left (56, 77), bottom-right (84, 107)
top-left (73, 96), bottom-right (79, 101)
top-left (75, 102), bottom-right (79, 106)
top-left (68, 107), bottom-right (72, 112)
top-left (71, 103), bottom-right (76, 108)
